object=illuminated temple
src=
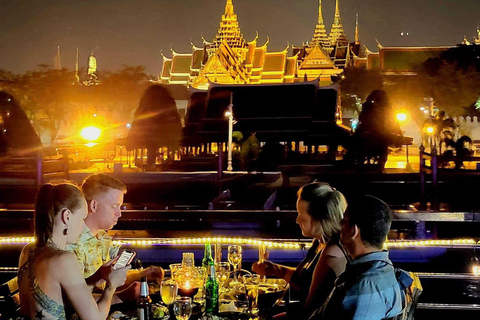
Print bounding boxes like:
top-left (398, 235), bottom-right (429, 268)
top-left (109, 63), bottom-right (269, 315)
top-left (160, 0), bottom-right (360, 89)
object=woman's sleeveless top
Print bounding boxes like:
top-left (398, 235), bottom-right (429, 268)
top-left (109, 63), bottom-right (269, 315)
top-left (290, 239), bottom-right (341, 306)
top-left (18, 249), bottom-right (66, 320)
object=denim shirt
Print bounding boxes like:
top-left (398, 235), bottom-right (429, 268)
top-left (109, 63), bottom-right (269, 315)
top-left (310, 250), bottom-right (403, 320)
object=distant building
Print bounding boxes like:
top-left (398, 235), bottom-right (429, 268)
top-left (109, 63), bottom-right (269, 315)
top-left (293, 0), bottom-right (363, 78)
top-left (83, 51), bottom-right (100, 86)
top-left (160, 0), bottom-right (355, 89)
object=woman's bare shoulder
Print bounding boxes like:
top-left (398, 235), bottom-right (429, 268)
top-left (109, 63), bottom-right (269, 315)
top-left (51, 250), bottom-right (77, 265)
top-left (19, 243), bottom-right (35, 266)
top-left (323, 242), bottom-right (345, 258)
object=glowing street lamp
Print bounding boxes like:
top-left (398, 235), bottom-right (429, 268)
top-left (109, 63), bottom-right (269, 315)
top-left (396, 112), bottom-right (408, 123)
top-left (80, 126), bottom-right (101, 142)
top-left (424, 125), bottom-right (435, 135)
top-left (225, 93), bottom-right (234, 172)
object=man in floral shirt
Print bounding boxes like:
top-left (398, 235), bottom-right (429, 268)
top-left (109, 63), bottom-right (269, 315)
top-left (69, 173), bottom-right (164, 301)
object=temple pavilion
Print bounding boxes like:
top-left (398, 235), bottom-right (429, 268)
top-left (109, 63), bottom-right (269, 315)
top-left (160, 0), bottom-right (359, 89)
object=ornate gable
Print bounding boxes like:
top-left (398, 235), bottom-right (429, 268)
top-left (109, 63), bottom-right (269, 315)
top-left (299, 45), bottom-right (335, 69)
top-left (191, 42), bottom-right (248, 89)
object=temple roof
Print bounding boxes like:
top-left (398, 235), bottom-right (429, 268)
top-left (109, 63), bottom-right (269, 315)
top-left (161, 60), bottom-right (172, 78)
top-left (299, 45), bottom-right (335, 69)
top-left (263, 52), bottom-right (287, 73)
top-left (191, 41), bottom-right (248, 89)
top-left (191, 48), bottom-right (205, 71)
top-left (253, 47), bottom-right (266, 69)
top-left (284, 56), bottom-right (297, 78)
top-left (171, 55), bottom-right (193, 74)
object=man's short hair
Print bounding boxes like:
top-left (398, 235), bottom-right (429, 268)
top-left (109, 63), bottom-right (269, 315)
top-left (346, 195), bottom-right (392, 249)
top-left (82, 173), bottom-right (127, 202)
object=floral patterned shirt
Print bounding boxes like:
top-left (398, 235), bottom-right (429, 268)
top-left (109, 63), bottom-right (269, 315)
top-left (67, 224), bottom-right (120, 280)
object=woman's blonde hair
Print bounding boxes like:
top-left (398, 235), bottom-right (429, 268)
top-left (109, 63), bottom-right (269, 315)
top-left (34, 183), bottom-right (84, 248)
top-left (297, 182), bottom-right (347, 242)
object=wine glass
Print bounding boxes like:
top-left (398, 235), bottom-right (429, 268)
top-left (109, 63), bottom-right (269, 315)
top-left (215, 262), bottom-right (231, 292)
top-left (173, 296), bottom-right (193, 320)
top-left (228, 245), bottom-right (242, 283)
top-left (161, 278), bottom-right (178, 306)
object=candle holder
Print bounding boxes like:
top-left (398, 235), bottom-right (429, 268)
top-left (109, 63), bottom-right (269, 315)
top-left (178, 286), bottom-right (199, 298)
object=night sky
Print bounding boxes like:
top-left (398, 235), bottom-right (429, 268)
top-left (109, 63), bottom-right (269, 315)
top-left (1, 0), bottom-right (480, 76)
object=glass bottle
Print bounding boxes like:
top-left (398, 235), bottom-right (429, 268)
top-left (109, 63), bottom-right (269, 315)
top-left (137, 277), bottom-right (152, 320)
top-left (202, 243), bottom-right (214, 271)
top-left (214, 243), bottom-right (222, 264)
top-left (204, 264), bottom-right (219, 315)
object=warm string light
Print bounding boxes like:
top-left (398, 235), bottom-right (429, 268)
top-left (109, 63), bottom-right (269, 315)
top-left (0, 237), bottom-right (477, 249)
top-left (0, 237), bottom-right (35, 244)
top-left (112, 237), bottom-right (304, 249)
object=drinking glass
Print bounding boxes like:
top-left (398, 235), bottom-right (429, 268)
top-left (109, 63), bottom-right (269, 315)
top-left (161, 278), bottom-right (178, 306)
top-left (215, 262), bottom-right (231, 291)
top-left (242, 274), bottom-right (260, 313)
top-left (173, 296), bottom-right (192, 320)
top-left (228, 245), bottom-right (242, 283)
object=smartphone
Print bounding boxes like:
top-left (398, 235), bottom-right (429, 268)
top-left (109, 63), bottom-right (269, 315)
top-left (113, 250), bottom-right (136, 270)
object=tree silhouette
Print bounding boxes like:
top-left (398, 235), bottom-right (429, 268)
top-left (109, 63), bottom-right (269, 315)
top-left (127, 85), bottom-right (182, 170)
top-left (0, 91), bottom-right (42, 155)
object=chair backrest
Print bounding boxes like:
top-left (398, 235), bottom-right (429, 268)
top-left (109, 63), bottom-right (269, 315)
top-left (0, 276), bottom-right (20, 319)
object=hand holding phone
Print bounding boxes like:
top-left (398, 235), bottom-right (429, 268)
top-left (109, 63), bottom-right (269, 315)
top-left (113, 250), bottom-right (136, 270)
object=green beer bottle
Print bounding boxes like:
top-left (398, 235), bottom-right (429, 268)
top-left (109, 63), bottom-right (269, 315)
top-left (202, 243), bottom-right (214, 271)
top-left (205, 264), bottom-right (219, 314)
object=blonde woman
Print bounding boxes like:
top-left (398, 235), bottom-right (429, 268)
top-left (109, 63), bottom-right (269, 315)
top-left (18, 183), bottom-right (129, 320)
top-left (252, 182), bottom-right (347, 319)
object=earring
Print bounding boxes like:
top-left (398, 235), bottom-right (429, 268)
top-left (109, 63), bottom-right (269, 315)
top-left (63, 228), bottom-right (68, 235)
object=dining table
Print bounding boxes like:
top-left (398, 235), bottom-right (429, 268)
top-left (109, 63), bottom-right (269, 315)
top-left (107, 277), bottom-right (289, 320)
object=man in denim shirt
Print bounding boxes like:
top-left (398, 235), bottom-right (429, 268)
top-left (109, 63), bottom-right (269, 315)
top-left (310, 195), bottom-right (403, 320)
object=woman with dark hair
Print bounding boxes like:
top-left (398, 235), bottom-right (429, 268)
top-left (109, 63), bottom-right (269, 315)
top-left (17, 183), bottom-right (130, 320)
top-left (252, 182), bottom-right (347, 319)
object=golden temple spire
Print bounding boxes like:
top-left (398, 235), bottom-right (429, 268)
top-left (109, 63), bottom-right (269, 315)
top-left (74, 47), bottom-right (80, 84)
top-left (311, 0), bottom-right (330, 50)
top-left (354, 13), bottom-right (360, 44)
top-left (208, 0), bottom-right (248, 58)
top-left (225, 0), bottom-right (234, 17)
top-left (329, 0), bottom-right (349, 47)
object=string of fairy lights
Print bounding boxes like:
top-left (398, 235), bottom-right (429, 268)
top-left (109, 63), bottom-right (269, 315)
top-left (0, 236), bottom-right (477, 249)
